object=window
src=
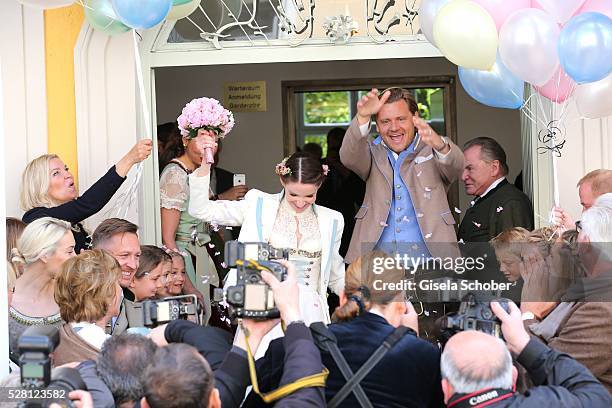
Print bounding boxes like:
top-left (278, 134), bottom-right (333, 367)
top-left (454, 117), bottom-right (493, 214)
top-left (295, 87), bottom-right (446, 157)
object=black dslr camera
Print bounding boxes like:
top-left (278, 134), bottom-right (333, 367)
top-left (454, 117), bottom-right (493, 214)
top-left (439, 293), bottom-right (510, 340)
top-left (125, 294), bottom-right (200, 328)
top-left (18, 326), bottom-right (87, 407)
top-left (214, 241), bottom-right (288, 319)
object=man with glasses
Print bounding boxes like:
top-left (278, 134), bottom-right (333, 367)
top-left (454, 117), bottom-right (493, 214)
top-left (339, 87), bottom-right (464, 264)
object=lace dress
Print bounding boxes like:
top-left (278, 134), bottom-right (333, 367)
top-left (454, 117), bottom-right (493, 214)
top-left (160, 160), bottom-right (218, 320)
top-left (269, 199), bottom-right (327, 324)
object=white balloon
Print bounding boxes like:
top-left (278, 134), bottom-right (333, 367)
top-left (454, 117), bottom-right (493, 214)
top-left (167, 0), bottom-right (201, 20)
top-left (418, 0), bottom-right (452, 45)
top-left (575, 74), bottom-right (612, 119)
top-left (17, 0), bottom-right (74, 9)
top-left (499, 8), bottom-right (560, 86)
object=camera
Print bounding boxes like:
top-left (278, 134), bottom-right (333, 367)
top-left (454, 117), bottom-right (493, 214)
top-left (439, 293), bottom-right (510, 340)
top-left (214, 241), bottom-right (288, 319)
top-left (125, 294), bottom-right (200, 328)
top-left (17, 326), bottom-right (87, 407)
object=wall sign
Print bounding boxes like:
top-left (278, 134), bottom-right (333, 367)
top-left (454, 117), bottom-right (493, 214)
top-left (224, 81), bottom-right (267, 112)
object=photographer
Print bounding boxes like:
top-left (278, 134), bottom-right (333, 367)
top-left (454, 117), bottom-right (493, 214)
top-left (440, 301), bottom-right (612, 407)
top-left (214, 259), bottom-right (326, 408)
top-left (97, 334), bottom-right (159, 407)
top-left (245, 251), bottom-right (441, 408)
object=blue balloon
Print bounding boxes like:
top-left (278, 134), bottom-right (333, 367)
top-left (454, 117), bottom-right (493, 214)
top-left (112, 0), bottom-right (172, 29)
top-left (459, 54), bottom-right (524, 109)
top-left (559, 12), bottom-right (612, 84)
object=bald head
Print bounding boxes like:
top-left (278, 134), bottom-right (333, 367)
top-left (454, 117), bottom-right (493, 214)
top-left (441, 331), bottom-right (513, 398)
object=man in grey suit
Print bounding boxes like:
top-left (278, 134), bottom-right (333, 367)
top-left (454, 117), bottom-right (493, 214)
top-left (340, 87), bottom-right (464, 264)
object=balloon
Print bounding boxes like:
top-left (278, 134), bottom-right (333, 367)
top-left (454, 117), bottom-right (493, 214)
top-left (532, 0), bottom-right (586, 23)
top-left (17, 0), bottom-right (74, 8)
top-left (173, 0), bottom-right (192, 5)
top-left (84, 0), bottom-right (130, 35)
top-left (111, 0), bottom-right (172, 29)
top-left (167, 0), bottom-right (201, 20)
top-left (558, 12), bottom-right (612, 84)
top-left (499, 9), bottom-right (560, 86)
top-left (433, 0), bottom-right (498, 70)
top-left (418, 0), bottom-right (452, 45)
top-left (535, 66), bottom-right (576, 103)
top-left (459, 54), bottom-right (524, 109)
top-left (472, 0), bottom-right (530, 31)
top-left (575, 73), bottom-right (612, 118)
top-left (578, 0), bottom-right (612, 19)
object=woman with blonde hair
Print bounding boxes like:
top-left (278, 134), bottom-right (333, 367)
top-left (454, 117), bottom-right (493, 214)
top-left (53, 249), bottom-right (122, 366)
top-left (9, 217), bottom-right (76, 355)
top-left (20, 140), bottom-right (152, 254)
top-left (6, 217), bottom-right (26, 278)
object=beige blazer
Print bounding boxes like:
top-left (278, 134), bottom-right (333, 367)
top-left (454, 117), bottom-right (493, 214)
top-left (339, 117), bottom-right (464, 263)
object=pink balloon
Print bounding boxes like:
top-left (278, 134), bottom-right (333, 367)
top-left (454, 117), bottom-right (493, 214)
top-left (531, 0), bottom-right (586, 23)
top-left (578, 0), bottom-right (612, 18)
top-left (535, 66), bottom-right (576, 103)
top-left (473, 0), bottom-right (531, 31)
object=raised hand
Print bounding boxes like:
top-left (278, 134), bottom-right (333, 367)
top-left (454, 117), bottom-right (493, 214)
top-left (413, 117), bottom-right (448, 153)
top-left (116, 139), bottom-right (153, 177)
top-left (356, 88), bottom-right (391, 125)
top-left (491, 301), bottom-right (530, 355)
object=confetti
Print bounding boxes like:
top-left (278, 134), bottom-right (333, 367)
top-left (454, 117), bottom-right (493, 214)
top-left (473, 221), bottom-right (481, 228)
top-left (424, 187), bottom-right (432, 192)
top-left (454, 207), bottom-right (461, 214)
top-left (402, 216), bottom-right (410, 223)
top-left (458, 239), bottom-right (465, 244)
top-left (496, 206), bottom-right (504, 213)
top-left (208, 243), bottom-right (215, 248)
top-left (202, 276), bottom-right (210, 284)
top-left (226, 226), bottom-right (233, 230)
top-left (417, 170), bottom-right (422, 177)
top-left (221, 262), bottom-right (227, 268)
top-left (425, 233), bottom-right (432, 239)
top-left (214, 251), bottom-right (221, 256)
top-left (411, 244), bottom-right (419, 250)
top-left (417, 213), bottom-right (424, 218)
top-left (424, 192), bottom-right (431, 199)
top-left (380, 221), bottom-right (388, 227)
top-left (470, 200), bottom-right (475, 206)
top-left (424, 310), bottom-right (430, 317)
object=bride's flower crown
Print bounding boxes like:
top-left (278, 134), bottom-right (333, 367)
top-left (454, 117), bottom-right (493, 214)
top-left (274, 157), bottom-right (330, 176)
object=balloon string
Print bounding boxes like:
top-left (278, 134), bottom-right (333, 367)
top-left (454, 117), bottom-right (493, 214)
top-left (104, 31), bottom-right (149, 218)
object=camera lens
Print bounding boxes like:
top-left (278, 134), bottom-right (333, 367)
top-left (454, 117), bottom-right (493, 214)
top-left (260, 249), bottom-right (269, 258)
top-left (248, 274), bottom-right (260, 284)
top-left (231, 291), bottom-right (243, 302)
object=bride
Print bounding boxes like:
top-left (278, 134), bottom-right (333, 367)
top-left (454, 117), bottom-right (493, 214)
top-left (188, 130), bottom-right (345, 325)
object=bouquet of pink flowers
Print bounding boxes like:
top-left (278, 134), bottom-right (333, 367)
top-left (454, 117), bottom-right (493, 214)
top-left (177, 97), bottom-right (235, 163)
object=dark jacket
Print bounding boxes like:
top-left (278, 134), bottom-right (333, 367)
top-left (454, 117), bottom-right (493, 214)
top-left (446, 339), bottom-right (612, 407)
top-left (216, 323), bottom-right (325, 408)
top-left (22, 165), bottom-right (125, 253)
top-left (77, 360), bottom-right (115, 408)
top-left (163, 320), bottom-right (233, 371)
top-left (245, 312), bottom-right (443, 408)
top-left (458, 179), bottom-right (533, 243)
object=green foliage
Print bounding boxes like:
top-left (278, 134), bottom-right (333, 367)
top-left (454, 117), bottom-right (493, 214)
top-left (303, 134), bottom-right (328, 157)
top-left (303, 92), bottom-right (350, 124)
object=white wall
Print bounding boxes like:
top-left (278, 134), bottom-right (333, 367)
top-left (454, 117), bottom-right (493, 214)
top-left (154, 57), bottom-right (523, 212)
top-left (0, 2), bottom-right (48, 218)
